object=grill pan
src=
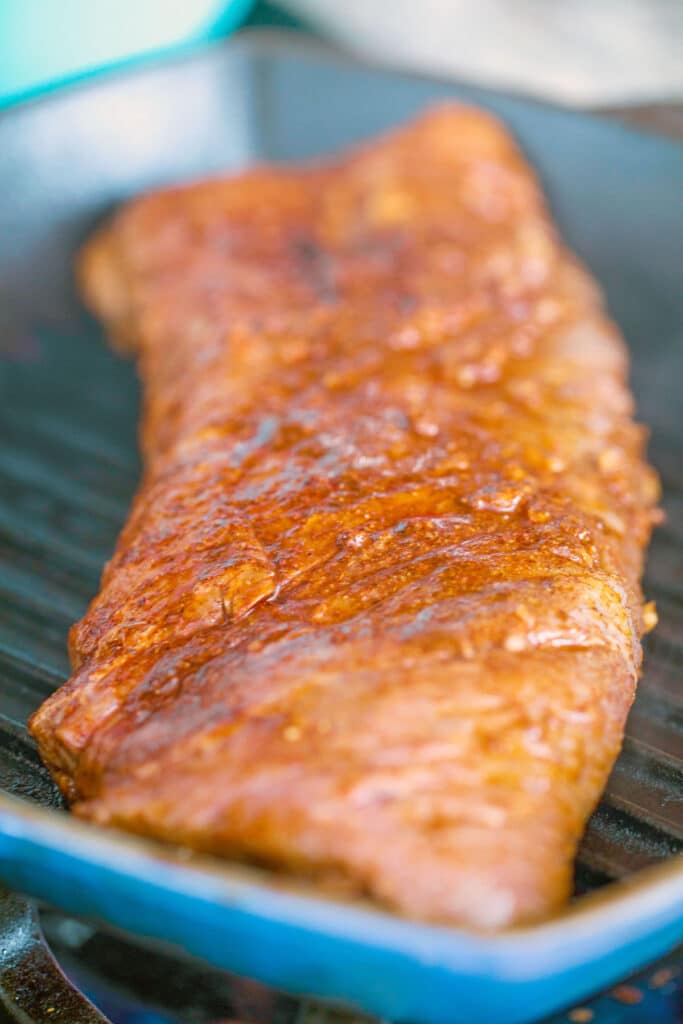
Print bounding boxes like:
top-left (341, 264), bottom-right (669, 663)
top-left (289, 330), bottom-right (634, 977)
top-left (0, 32), bottom-right (682, 1024)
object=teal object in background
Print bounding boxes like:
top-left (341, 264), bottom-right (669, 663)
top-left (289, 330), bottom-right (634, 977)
top-left (0, 0), bottom-right (255, 106)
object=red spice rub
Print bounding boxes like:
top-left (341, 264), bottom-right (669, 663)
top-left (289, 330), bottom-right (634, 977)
top-left (30, 107), bottom-right (659, 929)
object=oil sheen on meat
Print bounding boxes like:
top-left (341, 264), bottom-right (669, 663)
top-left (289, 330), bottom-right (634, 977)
top-left (29, 107), bottom-right (660, 929)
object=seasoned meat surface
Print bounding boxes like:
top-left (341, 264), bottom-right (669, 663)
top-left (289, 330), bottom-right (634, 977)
top-left (30, 107), bottom-right (659, 929)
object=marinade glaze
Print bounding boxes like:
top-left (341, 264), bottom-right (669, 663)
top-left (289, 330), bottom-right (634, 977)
top-left (30, 107), bottom-right (659, 929)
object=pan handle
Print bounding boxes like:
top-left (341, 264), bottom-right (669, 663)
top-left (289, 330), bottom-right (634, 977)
top-left (0, 886), bottom-right (111, 1023)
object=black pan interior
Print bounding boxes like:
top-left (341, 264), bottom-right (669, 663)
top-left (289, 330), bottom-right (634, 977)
top-left (1, 33), bottom-right (682, 896)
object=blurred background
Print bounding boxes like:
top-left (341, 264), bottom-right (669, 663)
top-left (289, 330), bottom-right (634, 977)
top-left (1, 0), bottom-right (682, 118)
